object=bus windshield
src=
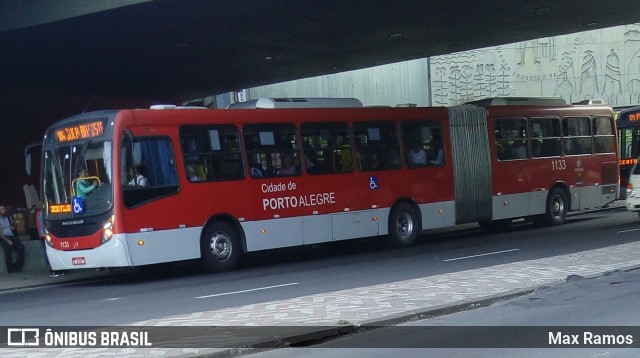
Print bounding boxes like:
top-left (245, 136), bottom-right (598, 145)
top-left (618, 107), bottom-right (640, 163)
top-left (43, 139), bottom-right (113, 219)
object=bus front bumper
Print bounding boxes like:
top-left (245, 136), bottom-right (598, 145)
top-left (47, 234), bottom-right (131, 271)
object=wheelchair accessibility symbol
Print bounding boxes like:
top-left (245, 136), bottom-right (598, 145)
top-left (72, 197), bottom-right (84, 215)
top-left (369, 176), bottom-right (378, 190)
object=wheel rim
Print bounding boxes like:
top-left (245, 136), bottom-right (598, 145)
top-left (552, 195), bottom-right (565, 218)
top-left (208, 231), bottom-right (232, 262)
top-left (396, 212), bottom-right (414, 239)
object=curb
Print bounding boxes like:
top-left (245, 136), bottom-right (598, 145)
top-left (0, 270), bottom-right (134, 293)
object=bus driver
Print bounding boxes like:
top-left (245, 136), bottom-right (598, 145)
top-left (76, 168), bottom-right (98, 198)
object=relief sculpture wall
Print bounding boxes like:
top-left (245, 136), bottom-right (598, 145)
top-left (432, 23), bottom-right (640, 106)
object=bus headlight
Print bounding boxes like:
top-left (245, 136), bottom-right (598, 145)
top-left (102, 215), bottom-right (115, 244)
top-left (45, 233), bottom-right (54, 248)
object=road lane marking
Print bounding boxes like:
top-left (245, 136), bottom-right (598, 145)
top-left (443, 248), bottom-right (520, 262)
top-left (195, 282), bottom-right (300, 299)
top-left (617, 228), bottom-right (640, 234)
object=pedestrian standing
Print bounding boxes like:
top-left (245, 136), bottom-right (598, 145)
top-left (0, 205), bottom-right (25, 273)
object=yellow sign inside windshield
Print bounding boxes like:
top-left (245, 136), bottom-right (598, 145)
top-left (49, 204), bottom-right (72, 214)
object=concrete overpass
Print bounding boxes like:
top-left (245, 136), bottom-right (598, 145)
top-left (2, 0), bottom-right (639, 100)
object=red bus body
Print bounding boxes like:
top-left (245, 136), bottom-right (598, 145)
top-left (41, 99), bottom-right (618, 272)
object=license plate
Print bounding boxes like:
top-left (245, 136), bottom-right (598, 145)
top-left (72, 257), bottom-right (86, 265)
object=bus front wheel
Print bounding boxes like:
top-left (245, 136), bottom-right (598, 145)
top-left (200, 221), bottom-right (240, 273)
top-left (387, 203), bottom-right (419, 248)
top-left (543, 188), bottom-right (568, 226)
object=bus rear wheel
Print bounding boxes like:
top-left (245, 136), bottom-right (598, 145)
top-left (200, 221), bottom-right (240, 273)
top-left (387, 203), bottom-right (419, 248)
top-left (542, 188), bottom-right (568, 226)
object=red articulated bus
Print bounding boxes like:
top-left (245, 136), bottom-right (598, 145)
top-left (39, 97), bottom-right (618, 272)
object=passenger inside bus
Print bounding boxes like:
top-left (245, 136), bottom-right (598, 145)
top-left (250, 163), bottom-right (265, 178)
top-left (385, 147), bottom-right (401, 168)
top-left (187, 165), bottom-right (202, 181)
top-left (304, 151), bottom-right (320, 174)
top-left (359, 147), bottom-right (381, 170)
top-left (531, 139), bottom-right (542, 157)
top-left (128, 165), bottom-right (149, 186)
top-left (408, 143), bottom-right (427, 166)
top-left (511, 140), bottom-right (527, 159)
top-left (320, 149), bottom-right (335, 173)
top-left (278, 154), bottom-right (298, 176)
top-left (428, 138), bottom-right (444, 165)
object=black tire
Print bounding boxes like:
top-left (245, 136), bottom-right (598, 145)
top-left (478, 219), bottom-right (511, 233)
top-left (543, 188), bottom-right (568, 226)
top-left (200, 221), bottom-right (241, 273)
top-left (387, 203), bottom-right (419, 248)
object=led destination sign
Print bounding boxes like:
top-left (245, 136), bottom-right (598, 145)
top-left (49, 204), bottom-right (71, 214)
top-left (54, 121), bottom-right (105, 143)
top-left (627, 112), bottom-right (640, 122)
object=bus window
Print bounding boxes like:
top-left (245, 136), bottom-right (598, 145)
top-left (530, 117), bottom-right (561, 158)
top-left (354, 121), bottom-right (401, 170)
top-left (494, 118), bottom-right (528, 160)
top-left (121, 136), bottom-right (179, 208)
top-left (243, 123), bottom-right (300, 178)
top-left (563, 117), bottom-right (592, 155)
top-left (179, 125), bottom-right (245, 181)
top-left (401, 120), bottom-right (444, 167)
top-left (301, 122), bottom-right (353, 174)
top-left (594, 116), bottom-right (615, 154)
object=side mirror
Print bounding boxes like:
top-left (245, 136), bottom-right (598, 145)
top-left (26, 153), bottom-right (32, 176)
top-left (24, 141), bottom-right (42, 177)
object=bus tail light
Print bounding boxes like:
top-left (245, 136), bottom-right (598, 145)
top-left (102, 215), bottom-right (115, 244)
